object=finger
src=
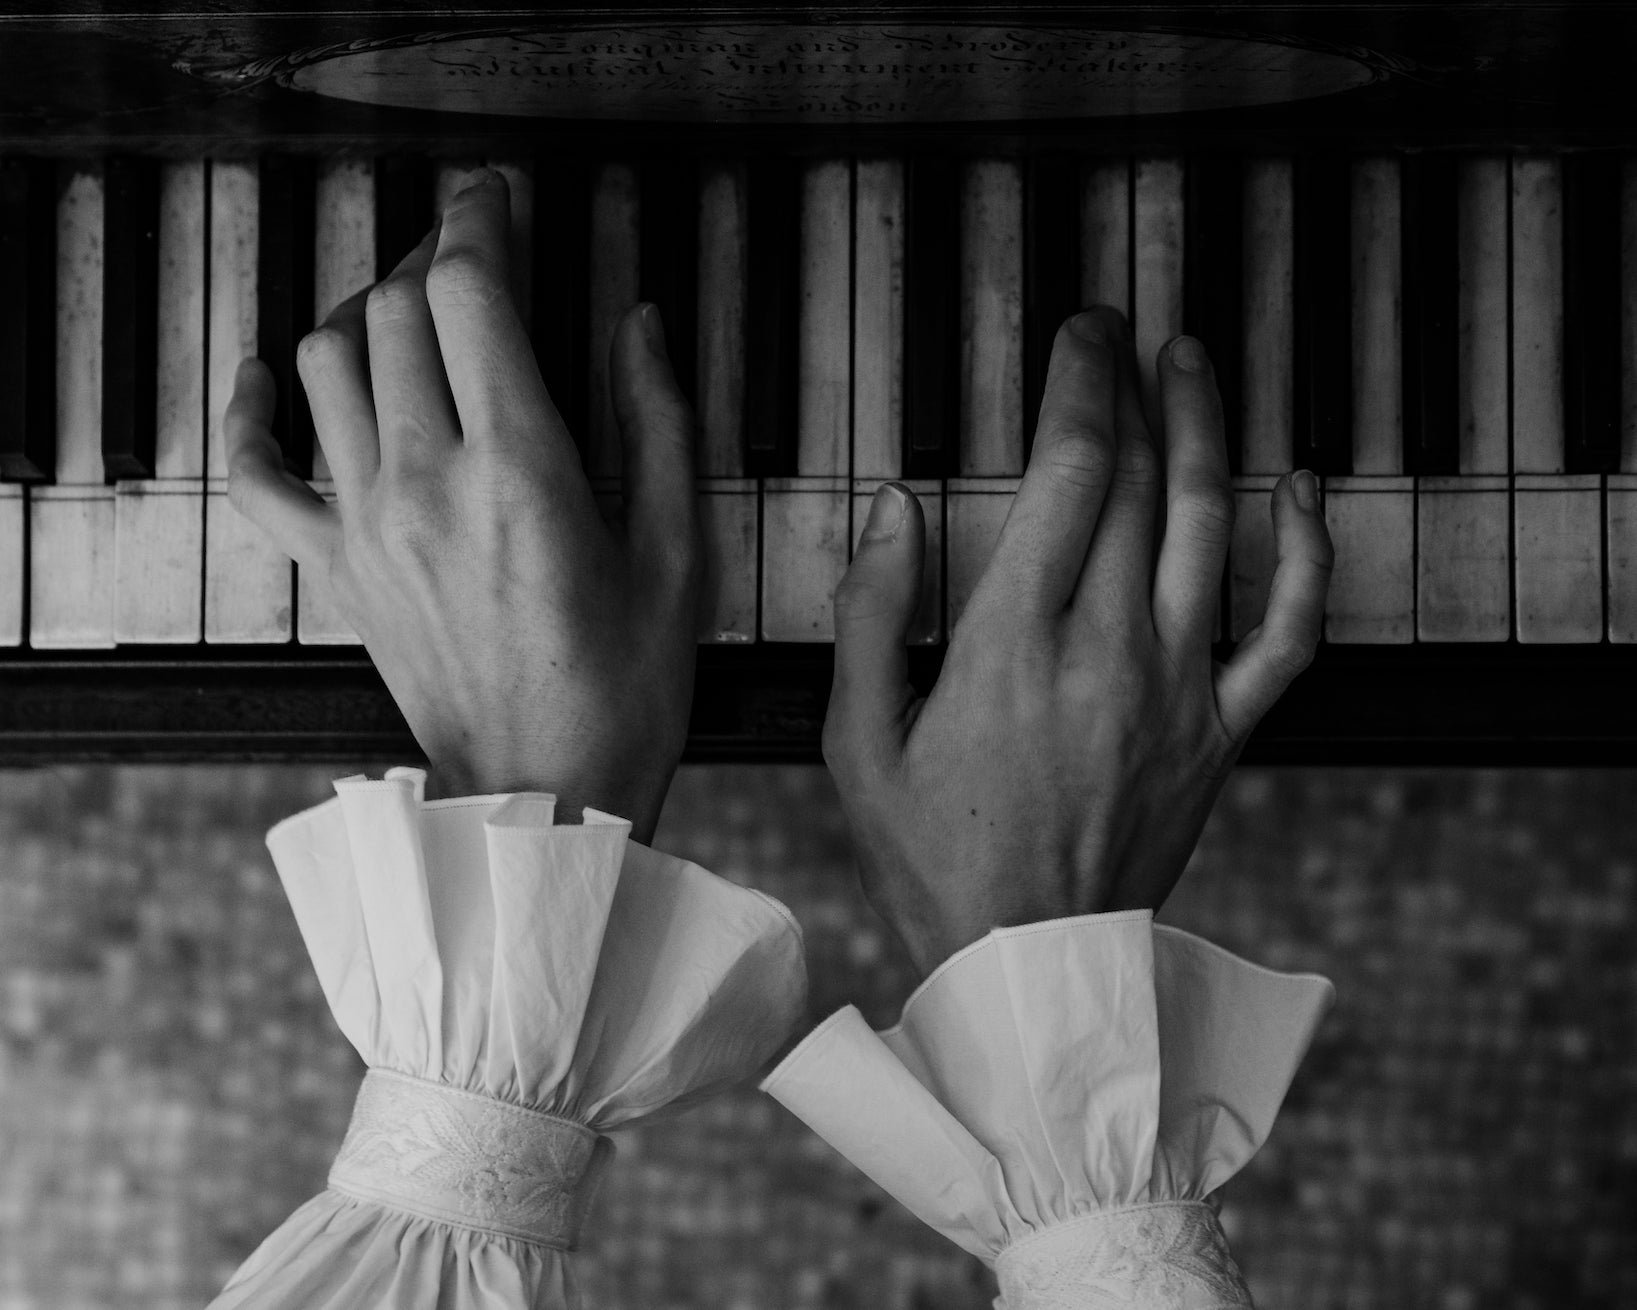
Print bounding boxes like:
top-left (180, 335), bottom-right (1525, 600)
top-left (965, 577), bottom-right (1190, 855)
top-left (1213, 472), bottom-right (1333, 739)
top-left (1070, 311), bottom-right (1163, 627)
top-left (225, 357), bottom-right (337, 570)
top-left (297, 283), bottom-right (379, 498)
top-left (1149, 335), bottom-right (1233, 650)
top-left (365, 218), bottom-right (462, 478)
top-left (827, 483), bottom-right (924, 768)
top-left (973, 306), bottom-right (1120, 618)
top-left (426, 168), bottom-right (574, 465)
top-left (612, 303), bottom-right (699, 594)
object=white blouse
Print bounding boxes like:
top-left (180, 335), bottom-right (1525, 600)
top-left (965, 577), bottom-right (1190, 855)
top-left (211, 770), bottom-right (1333, 1310)
top-left (208, 767), bottom-right (806, 1309)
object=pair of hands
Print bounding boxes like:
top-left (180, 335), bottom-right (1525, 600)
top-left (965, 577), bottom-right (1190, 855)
top-left (228, 166), bottom-right (1334, 979)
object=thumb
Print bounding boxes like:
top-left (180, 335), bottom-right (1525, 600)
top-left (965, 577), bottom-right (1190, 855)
top-left (828, 482), bottom-right (924, 763)
top-left (611, 302), bottom-right (699, 588)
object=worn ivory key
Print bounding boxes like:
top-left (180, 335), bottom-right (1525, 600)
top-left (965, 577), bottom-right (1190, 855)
top-left (205, 160), bottom-right (291, 643)
top-left (761, 159), bottom-right (851, 641)
top-left (293, 157), bottom-right (374, 645)
top-left (115, 160), bottom-right (207, 644)
top-left (852, 157), bottom-right (940, 644)
top-left (695, 158), bottom-right (757, 643)
top-left (0, 486), bottom-right (20, 645)
top-left (1418, 155), bottom-right (1510, 642)
top-left (943, 158), bottom-right (1025, 638)
top-left (1230, 158), bottom-right (1294, 641)
top-left (1512, 155), bottom-right (1602, 642)
top-left (32, 164), bottom-right (116, 649)
top-left (1324, 157), bottom-right (1413, 643)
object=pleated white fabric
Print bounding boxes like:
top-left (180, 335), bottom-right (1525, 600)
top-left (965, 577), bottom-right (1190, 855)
top-left (211, 766), bottom-right (806, 1309)
top-left (761, 909), bottom-right (1335, 1309)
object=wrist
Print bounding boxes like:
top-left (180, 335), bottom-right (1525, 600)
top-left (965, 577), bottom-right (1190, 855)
top-left (423, 758), bottom-right (667, 845)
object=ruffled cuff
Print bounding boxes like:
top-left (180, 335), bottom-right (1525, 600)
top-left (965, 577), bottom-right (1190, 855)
top-left (211, 767), bottom-right (807, 1309)
top-left (760, 910), bottom-right (1333, 1309)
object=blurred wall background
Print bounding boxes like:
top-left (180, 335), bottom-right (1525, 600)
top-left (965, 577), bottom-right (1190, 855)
top-left (0, 763), bottom-right (1632, 1310)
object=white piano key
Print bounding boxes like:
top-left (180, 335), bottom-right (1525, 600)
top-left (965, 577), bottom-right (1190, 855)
top-left (0, 486), bottom-right (22, 645)
top-left (853, 158), bottom-right (904, 481)
top-left (116, 159), bottom-right (206, 645)
top-left (1228, 475), bottom-right (1283, 642)
top-left (695, 161), bottom-right (756, 643)
top-left (946, 477), bottom-right (1020, 634)
top-left (761, 476), bottom-right (849, 641)
top-left (297, 158), bottom-right (375, 647)
top-left (852, 479), bottom-right (942, 644)
top-left (1133, 157), bottom-right (1185, 434)
top-left (1323, 160), bottom-right (1413, 645)
top-left (762, 160), bottom-right (852, 642)
top-left (1610, 474), bottom-right (1637, 642)
top-left (205, 159), bottom-right (291, 644)
top-left (587, 163), bottom-right (639, 480)
top-left (1514, 473), bottom-right (1601, 642)
top-left (960, 160), bottom-right (1023, 476)
top-left (798, 159), bottom-right (852, 478)
top-left (1080, 159), bottom-right (1130, 315)
top-left (1417, 476), bottom-right (1511, 642)
top-left (293, 481), bottom-right (354, 644)
top-left (1458, 157), bottom-right (1510, 475)
top-left (1322, 476), bottom-right (1414, 643)
top-left (697, 478), bottom-right (758, 643)
top-left (697, 159), bottom-right (748, 478)
top-left (488, 158), bottom-right (534, 333)
top-left (1241, 158), bottom-right (1295, 473)
top-left (32, 165), bottom-right (115, 649)
top-left (1511, 156), bottom-right (1564, 473)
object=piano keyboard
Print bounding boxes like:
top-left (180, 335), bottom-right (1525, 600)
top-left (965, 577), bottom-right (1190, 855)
top-left (3, 152), bottom-right (1636, 656)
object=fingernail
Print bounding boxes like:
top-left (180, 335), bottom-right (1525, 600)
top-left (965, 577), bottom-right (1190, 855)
top-left (462, 166), bottom-right (500, 191)
top-left (1070, 310), bottom-right (1106, 344)
top-left (640, 302), bottom-right (667, 352)
top-left (1293, 469), bottom-right (1319, 512)
top-left (861, 483), bottom-right (908, 544)
top-left (1168, 335), bottom-right (1209, 373)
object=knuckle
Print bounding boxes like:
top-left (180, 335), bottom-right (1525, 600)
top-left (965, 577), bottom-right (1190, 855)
top-left (1264, 630), bottom-right (1316, 681)
top-left (1040, 427), bottom-right (1115, 491)
top-left (364, 276), bottom-right (424, 324)
top-left (1170, 483), bottom-right (1235, 544)
top-left (425, 247), bottom-right (498, 305)
top-left (833, 571), bottom-right (898, 625)
top-left (224, 465), bottom-right (258, 517)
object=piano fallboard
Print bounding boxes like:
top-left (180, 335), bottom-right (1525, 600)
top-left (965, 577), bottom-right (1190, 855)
top-left (3, 645), bottom-right (1637, 766)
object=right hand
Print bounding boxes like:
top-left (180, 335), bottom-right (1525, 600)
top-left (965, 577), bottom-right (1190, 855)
top-left (822, 306), bottom-right (1334, 980)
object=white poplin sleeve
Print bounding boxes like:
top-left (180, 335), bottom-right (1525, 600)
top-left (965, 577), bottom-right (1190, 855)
top-left (210, 766), bottom-right (806, 1310)
top-left (760, 909), bottom-right (1334, 1309)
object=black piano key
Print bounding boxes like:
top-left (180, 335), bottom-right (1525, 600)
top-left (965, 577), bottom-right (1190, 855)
top-left (1184, 154), bottom-right (1244, 473)
top-left (100, 156), bottom-right (160, 481)
top-left (639, 158), bottom-right (699, 412)
top-left (743, 156), bottom-right (801, 478)
top-left (1400, 154), bottom-right (1461, 475)
top-left (374, 156), bottom-right (434, 280)
top-left (0, 158), bottom-right (57, 483)
top-left (1024, 154), bottom-right (1080, 464)
top-left (533, 157), bottom-right (591, 458)
top-left (903, 155), bottom-right (961, 478)
top-left (1293, 153), bottom-right (1353, 474)
top-left (258, 156), bottom-right (317, 481)
top-left (1563, 152), bottom-right (1623, 474)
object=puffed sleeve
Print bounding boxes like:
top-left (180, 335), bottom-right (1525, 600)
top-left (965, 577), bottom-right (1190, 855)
top-left (760, 909), bottom-right (1333, 1309)
top-left (210, 766), bottom-right (806, 1310)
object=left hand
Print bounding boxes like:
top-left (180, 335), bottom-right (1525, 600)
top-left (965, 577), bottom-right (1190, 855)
top-left (224, 167), bottom-right (700, 842)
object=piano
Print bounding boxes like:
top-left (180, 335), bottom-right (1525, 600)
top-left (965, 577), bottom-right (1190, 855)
top-left (3, 2), bottom-right (1637, 764)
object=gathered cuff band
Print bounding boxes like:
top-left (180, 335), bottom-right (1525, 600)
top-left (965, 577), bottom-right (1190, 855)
top-left (327, 1069), bottom-right (614, 1251)
top-left (995, 1200), bottom-right (1251, 1310)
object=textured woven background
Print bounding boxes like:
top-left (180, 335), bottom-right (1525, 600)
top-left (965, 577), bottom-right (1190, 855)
top-left (0, 764), bottom-right (1632, 1309)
